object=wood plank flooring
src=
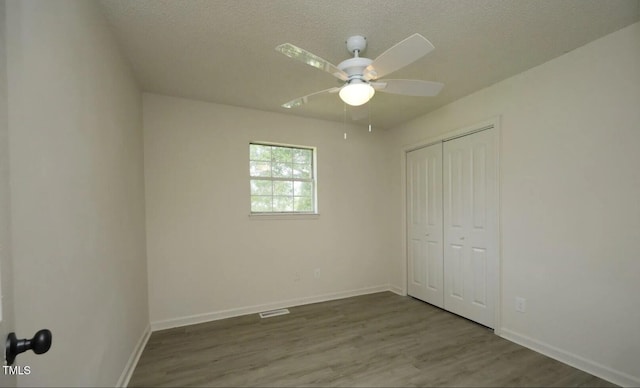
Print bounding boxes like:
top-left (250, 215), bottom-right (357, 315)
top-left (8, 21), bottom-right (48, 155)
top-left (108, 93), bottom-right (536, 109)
top-left (130, 292), bottom-right (616, 387)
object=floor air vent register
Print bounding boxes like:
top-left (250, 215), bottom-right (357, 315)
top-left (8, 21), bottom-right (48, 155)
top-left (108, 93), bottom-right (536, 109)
top-left (259, 309), bottom-right (290, 318)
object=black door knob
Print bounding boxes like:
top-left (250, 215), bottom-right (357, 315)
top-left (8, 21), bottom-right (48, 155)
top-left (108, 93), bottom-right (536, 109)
top-left (5, 329), bottom-right (52, 366)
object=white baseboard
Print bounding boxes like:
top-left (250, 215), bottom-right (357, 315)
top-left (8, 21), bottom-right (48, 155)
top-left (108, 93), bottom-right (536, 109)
top-left (500, 328), bottom-right (640, 387)
top-left (151, 284), bottom-right (393, 331)
top-left (116, 324), bottom-right (151, 388)
top-left (389, 284), bottom-right (405, 296)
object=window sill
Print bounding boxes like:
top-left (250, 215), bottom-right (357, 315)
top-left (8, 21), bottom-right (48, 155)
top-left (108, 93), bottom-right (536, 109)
top-left (249, 213), bottom-right (320, 221)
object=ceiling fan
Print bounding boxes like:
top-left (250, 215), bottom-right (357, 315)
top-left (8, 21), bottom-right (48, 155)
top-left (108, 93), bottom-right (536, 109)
top-left (276, 34), bottom-right (444, 109)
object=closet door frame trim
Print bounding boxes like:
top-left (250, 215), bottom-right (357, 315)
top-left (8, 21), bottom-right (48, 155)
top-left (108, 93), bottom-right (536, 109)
top-left (400, 116), bottom-right (502, 334)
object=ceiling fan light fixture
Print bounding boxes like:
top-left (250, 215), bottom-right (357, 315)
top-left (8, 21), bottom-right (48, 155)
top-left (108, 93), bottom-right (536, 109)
top-left (277, 34), bottom-right (442, 111)
top-left (339, 81), bottom-right (375, 106)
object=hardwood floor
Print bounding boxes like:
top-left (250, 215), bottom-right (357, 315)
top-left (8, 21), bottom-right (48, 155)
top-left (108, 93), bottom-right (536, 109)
top-left (130, 292), bottom-right (616, 387)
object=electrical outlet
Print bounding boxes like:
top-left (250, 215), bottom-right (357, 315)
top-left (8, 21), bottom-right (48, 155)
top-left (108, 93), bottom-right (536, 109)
top-left (314, 268), bottom-right (321, 279)
top-left (515, 297), bottom-right (526, 313)
top-left (293, 272), bottom-right (301, 282)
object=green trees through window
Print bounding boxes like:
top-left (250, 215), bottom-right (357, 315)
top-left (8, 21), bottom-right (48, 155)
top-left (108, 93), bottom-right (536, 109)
top-left (249, 143), bottom-right (315, 213)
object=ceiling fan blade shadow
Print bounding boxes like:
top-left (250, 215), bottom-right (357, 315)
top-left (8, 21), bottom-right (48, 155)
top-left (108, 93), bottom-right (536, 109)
top-left (364, 34), bottom-right (435, 80)
top-left (276, 43), bottom-right (348, 81)
top-left (281, 87), bottom-right (341, 109)
top-left (373, 79), bottom-right (443, 97)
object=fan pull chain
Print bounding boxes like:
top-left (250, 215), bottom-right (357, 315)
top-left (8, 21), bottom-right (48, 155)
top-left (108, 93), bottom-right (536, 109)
top-left (368, 103), bottom-right (372, 133)
top-left (343, 103), bottom-right (347, 140)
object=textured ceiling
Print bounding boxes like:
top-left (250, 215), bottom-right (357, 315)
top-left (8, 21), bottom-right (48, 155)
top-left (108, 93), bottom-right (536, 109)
top-left (98, 0), bottom-right (640, 129)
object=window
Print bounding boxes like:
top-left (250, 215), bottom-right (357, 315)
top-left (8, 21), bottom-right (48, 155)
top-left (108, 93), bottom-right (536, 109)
top-left (249, 143), bottom-right (316, 214)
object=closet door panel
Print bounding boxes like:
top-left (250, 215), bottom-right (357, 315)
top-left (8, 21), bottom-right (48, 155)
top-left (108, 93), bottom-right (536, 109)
top-left (444, 129), bottom-right (496, 328)
top-left (406, 143), bottom-right (443, 307)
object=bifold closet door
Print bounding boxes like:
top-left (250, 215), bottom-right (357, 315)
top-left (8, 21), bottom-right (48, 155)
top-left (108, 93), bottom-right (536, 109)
top-left (406, 143), bottom-right (444, 308)
top-left (443, 128), bottom-right (497, 328)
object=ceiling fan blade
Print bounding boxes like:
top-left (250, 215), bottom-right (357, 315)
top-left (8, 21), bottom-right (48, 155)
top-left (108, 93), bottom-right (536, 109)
top-left (276, 43), bottom-right (348, 81)
top-left (372, 79), bottom-right (444, 97)
top-left (281, 87), bottom-right (341, 109)
top-left (364, 33), bottom-right (435, 80)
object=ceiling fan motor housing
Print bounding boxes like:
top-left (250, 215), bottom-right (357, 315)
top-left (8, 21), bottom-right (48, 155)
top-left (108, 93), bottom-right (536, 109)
top-left (337, 57), bottom-right (373, 80)
top-left (341, 36), bottom-right (373, 82)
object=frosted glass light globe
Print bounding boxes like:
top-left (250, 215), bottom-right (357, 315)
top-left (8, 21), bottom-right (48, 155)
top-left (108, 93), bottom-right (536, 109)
top-left (339, 82), bottom-right (375, 106)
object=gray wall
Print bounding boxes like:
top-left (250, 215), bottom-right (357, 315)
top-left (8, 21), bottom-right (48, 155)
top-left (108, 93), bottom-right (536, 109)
top-left (6, 1), bottom-right (148, 385)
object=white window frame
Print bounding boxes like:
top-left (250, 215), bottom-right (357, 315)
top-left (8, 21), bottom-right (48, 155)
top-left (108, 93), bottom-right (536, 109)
top-left (249, 142), bottom-right (318, 217)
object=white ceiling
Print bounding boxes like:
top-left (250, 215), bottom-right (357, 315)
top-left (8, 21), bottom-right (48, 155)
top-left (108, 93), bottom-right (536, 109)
top-left (98, 0), bottom-right (640, 129)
